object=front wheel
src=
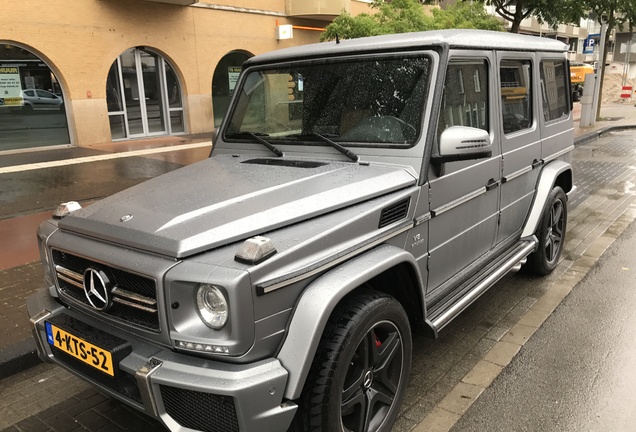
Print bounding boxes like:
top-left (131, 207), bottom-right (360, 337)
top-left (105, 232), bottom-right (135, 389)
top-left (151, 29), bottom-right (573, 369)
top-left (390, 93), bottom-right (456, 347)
top-left (527, 186), bottom-right (567, 275)
top-left (293, 290), bottom-right (412, 432)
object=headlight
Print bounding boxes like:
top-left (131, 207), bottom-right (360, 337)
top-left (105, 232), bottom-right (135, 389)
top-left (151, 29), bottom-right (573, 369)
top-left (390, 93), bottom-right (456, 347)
top-left (196, 284), bottom-right (228, 329)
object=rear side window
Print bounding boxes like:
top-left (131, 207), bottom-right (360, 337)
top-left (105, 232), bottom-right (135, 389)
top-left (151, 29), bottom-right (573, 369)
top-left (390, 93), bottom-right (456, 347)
top-left (438, 59), bottom-right (489, 138)
top-left (500, 59), bottom-right (532, 134)
top-left (540, 60), bottom-right (569, 122)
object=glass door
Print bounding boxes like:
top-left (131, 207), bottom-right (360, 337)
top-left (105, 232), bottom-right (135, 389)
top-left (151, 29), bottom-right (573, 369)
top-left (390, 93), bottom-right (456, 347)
top-left (107, 48), bottom-right (184, 140)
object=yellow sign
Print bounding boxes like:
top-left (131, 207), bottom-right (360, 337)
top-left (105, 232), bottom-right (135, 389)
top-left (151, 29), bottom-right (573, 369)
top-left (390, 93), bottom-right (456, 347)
top-left (0, 65), bottom-right (23, 107)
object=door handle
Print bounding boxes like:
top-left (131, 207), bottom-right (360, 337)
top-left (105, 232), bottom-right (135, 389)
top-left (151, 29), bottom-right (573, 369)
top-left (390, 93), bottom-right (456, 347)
top-left (486, 178), bottom-right (499, 191)
top-left (532, 159), bottom-right (543, 169)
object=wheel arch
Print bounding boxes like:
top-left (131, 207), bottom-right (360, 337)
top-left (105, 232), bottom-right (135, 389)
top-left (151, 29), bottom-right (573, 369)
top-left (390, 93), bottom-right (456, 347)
top-left (521, 160), bottom-right (573, 238)
top-left (277, 244), bottom-right (424, 401)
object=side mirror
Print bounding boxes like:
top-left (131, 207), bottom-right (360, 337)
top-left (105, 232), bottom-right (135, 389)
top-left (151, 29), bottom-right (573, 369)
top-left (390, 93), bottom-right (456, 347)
top-left (433, 126), bottom-right (492, 164)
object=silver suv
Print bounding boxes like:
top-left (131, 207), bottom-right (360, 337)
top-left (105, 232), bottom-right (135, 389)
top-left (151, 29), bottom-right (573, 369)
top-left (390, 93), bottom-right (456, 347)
top-left (28, 29), bottom-right (575, 432)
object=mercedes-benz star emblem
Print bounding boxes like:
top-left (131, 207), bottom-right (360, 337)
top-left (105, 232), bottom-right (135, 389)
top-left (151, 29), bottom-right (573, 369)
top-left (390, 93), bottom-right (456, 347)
top-left (83, 268), bottom-right (111, 311)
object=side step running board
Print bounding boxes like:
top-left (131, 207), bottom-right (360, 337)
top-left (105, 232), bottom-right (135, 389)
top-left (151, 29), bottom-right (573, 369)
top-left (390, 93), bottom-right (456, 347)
top-left (426, 239), bottom-right (537, 338)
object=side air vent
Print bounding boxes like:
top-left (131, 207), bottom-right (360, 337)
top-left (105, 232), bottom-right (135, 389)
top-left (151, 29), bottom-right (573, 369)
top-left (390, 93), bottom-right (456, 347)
top-left (379, 198), bottom-right (411, 228)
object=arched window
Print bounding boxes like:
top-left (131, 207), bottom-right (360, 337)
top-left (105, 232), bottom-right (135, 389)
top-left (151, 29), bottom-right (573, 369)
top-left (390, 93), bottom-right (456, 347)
top-left (107, 48), bottom-right (184, 140)
top-left (0, 44), bottom-right (69, 151)
top-left (212, 51), bottom-right (253, 127)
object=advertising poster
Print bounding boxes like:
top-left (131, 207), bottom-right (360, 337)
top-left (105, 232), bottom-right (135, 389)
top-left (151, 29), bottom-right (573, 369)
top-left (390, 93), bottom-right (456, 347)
top-left (0, 66), bottom-right (24, 107)
top-left (228, 66), bottom-right (242, 94)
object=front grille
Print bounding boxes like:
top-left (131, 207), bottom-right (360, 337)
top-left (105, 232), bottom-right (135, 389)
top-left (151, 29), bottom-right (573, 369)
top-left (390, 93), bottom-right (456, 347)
top-left (52, 249), bottom-right (160, 332)
top-left (160, 386), bottom-right (239, 432)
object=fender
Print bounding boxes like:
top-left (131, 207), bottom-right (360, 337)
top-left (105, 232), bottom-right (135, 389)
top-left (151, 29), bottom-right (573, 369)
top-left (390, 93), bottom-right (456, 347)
top-left (277, 244), bottom-right (423, 401)
top-left (521, 160), bottom-right (573, 238)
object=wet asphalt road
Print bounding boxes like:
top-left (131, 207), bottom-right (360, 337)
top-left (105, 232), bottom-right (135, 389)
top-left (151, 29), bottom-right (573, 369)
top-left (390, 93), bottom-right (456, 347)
top-left (452, 211), bottom-right (636, 431)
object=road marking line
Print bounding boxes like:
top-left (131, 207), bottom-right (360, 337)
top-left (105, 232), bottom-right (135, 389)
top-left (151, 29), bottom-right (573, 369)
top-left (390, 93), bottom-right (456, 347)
top-left (0, 141), bottom-right (211, 174)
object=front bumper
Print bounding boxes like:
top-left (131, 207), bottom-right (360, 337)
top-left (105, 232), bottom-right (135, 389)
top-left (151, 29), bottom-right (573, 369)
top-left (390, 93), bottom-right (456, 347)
top-left (27, 288), bottom-right (297, 432)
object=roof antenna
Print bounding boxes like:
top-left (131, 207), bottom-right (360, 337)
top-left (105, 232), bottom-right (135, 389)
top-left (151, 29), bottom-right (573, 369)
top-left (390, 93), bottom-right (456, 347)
top-left (335, 33), bottom-right (340, 44)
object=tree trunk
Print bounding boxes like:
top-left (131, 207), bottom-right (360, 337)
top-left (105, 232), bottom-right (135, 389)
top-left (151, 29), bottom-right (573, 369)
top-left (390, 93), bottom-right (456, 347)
top-left (596, 14), bottom-right (614, 120)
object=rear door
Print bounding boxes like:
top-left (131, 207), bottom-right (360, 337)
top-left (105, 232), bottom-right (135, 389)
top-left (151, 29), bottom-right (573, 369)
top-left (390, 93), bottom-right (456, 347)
top-left (496, 53), bottom-right (541, 243)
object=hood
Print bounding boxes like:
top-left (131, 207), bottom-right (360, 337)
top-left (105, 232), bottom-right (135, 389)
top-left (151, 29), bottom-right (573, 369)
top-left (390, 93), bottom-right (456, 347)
top-left (58, 155), bottom-right (416, 258)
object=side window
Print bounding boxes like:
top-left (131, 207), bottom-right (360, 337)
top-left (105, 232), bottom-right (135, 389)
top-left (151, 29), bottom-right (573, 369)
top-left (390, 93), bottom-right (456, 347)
top-left (438, 60), bottom-right (489, 138)
top-left (500, 60), bottom-right (532, 134)
top-left (540, 60), bottom-right (569, 122)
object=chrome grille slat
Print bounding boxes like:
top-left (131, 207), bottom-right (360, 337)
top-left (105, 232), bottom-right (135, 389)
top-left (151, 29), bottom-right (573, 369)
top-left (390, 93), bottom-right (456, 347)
top-left (112, 287), bottom-right (157, 306)
top-left (112, 297), bottom-right (158, 314)
top-left (55, 265), bottom-right (83, 282)
top-left (56, 272), bottom-right (84, 289)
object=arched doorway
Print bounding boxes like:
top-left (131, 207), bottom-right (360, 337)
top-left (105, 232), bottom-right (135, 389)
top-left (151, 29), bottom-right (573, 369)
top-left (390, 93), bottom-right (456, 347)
top-left (107, 47), bottom-right (184, 140)
top-left (212, 51), bottom-right (253, 127)
top-left (0, 43), bottom-right (70, 152)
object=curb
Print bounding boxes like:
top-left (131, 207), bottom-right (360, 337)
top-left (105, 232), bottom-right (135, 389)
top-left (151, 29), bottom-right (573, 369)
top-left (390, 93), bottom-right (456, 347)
top-left (0, 337), bottom-right (40, 380)
top-left (574, 124), bottom-right (636, 146)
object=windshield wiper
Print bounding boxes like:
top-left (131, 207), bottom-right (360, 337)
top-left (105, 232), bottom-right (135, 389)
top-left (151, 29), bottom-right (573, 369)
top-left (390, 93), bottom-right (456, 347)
top-left (226, 132), bottom-right (283, 157)
top-left (299, 133), bottom-right (359, 162)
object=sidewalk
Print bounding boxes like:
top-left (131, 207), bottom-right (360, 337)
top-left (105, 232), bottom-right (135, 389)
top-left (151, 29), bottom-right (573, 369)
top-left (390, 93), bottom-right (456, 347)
top-left (0, 104), bottom-right (635, 380)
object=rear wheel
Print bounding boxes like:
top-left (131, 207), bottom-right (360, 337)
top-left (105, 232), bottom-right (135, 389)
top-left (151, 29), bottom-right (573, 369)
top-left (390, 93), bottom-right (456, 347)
top-left (293, 290), bottom-right (412, 432)
top-left (527, 186), bottom-right (567, 275)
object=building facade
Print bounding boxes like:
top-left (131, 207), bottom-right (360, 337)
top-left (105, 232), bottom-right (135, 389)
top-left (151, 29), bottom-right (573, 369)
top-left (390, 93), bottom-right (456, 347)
top-left (0, 0), bottom-right (374, 152)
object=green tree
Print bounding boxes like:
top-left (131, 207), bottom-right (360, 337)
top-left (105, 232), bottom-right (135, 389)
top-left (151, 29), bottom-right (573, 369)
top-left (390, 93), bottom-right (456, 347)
top-left (429, 2), bottom-right (505, 31)
top-left (477, 0), bottom-right (582, 33)
top-left (321, 0), bottom-right (504, 42)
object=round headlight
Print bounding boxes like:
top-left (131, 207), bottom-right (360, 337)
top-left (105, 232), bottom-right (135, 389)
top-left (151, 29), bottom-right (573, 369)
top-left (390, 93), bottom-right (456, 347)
top-left (196, 284), bottom-right (228, 329)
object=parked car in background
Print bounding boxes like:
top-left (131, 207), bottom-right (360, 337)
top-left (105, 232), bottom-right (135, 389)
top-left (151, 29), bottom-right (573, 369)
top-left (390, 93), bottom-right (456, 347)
top-left (22, 89), bottom-right (64, 111)
top-left (28, 29), bottom-right (575, 432)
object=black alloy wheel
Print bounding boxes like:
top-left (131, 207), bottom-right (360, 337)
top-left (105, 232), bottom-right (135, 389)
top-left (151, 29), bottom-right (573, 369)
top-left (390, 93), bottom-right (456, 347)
top-left (527, 186), bottom-right (567, 275)
top-left (293, 289), bottom-right (412, 432)
top-left (340, 320), bottom-right (404, 432)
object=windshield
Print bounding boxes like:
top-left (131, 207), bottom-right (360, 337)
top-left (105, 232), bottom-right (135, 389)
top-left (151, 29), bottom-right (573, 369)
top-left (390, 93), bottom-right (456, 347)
top-left (225, 55), bottom-right (432, 147)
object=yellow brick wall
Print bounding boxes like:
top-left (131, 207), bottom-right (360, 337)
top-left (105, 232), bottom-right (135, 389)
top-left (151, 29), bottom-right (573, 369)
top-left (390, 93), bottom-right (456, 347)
top-left (1, 0), bottom-right (345, 146)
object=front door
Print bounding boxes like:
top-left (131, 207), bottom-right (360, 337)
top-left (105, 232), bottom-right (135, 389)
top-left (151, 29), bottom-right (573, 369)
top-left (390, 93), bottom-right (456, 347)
top-left (427, 53), bottom-right (501, 294)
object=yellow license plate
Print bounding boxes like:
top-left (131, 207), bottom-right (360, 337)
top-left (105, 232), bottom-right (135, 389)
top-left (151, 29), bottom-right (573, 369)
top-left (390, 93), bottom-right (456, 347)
top-left (45, 322), bottom-right (115, 376)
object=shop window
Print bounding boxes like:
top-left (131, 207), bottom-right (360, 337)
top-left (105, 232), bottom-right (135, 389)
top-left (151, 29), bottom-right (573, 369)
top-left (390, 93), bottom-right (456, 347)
top-left (212, 51), bottom-right (253, 127)
top-left (0, 44), bottom-right (70, 151)
top-left (106, 48), bottom-right (184, 140)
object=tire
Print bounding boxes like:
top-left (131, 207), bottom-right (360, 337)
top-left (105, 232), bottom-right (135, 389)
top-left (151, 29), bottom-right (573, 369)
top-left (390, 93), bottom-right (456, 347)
top-left (527, 186), bottom-right (567, 276)
top-left (292, 289), bottom-right (412, 432)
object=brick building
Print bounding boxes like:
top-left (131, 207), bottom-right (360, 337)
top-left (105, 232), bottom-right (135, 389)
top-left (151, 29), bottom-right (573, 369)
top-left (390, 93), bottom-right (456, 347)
top-left (0, 0), bottom-right (373, 152)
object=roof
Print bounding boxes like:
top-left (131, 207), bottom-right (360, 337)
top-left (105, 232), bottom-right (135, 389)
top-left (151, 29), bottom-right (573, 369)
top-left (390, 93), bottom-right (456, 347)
top-left (247, 29), bottom-right (568, 66)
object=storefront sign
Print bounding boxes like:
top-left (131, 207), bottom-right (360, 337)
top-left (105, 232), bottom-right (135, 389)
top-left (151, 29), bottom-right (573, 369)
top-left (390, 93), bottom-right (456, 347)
top-left (228, 66), bottom-right (241, 94)
top-left (0, 66), bottom-right (23, 107)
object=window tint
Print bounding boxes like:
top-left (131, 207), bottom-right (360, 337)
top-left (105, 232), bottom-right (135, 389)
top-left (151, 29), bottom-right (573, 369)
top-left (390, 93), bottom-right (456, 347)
top-left (438, 60), bottom-right (488, 137)
top-left (540, 60), bottom-right (569, 122)
top-left (500, 60), bottom-right (532, 134)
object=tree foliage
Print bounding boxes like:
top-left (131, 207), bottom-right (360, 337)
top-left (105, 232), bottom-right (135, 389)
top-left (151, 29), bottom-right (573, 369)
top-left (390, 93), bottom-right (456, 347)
top-left (476, 0), bottom-right (583, 33)
top-left (321, 0), bottom-right (504, 42)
